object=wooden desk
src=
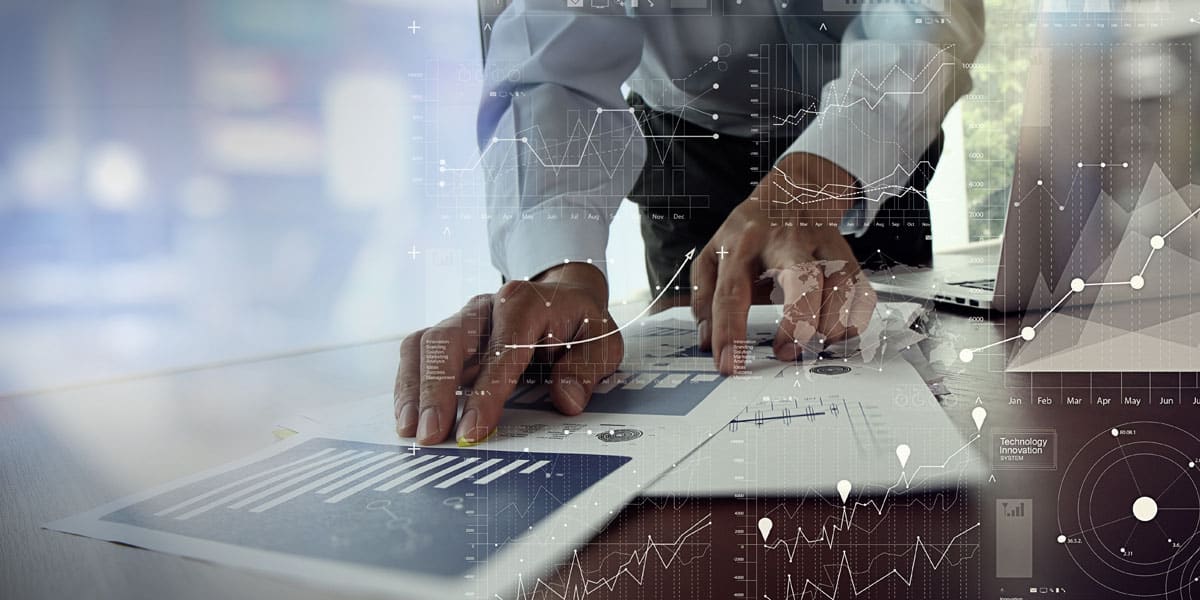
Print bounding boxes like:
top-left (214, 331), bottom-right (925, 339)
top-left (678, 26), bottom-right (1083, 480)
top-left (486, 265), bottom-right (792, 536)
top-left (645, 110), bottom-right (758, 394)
top-left (3, 308), bottom-right (1197, 599)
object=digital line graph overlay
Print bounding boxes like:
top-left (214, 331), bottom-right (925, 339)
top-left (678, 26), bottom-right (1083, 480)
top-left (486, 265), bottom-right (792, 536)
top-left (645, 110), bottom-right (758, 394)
top-left (98, 438), bottom-right (630, 578)
top-left (958, 202), bottom-right (1200, 363)
top-left (744, 423), bottom-right (983, 599)
top-left (442, 109), bottom-right (719, 177)
top-left (442, 46), bottom-right (733, 181)
top-left (501, 248), bottom-right (695, 350)
top-left (762, 525), bottom-right (980, 600)
top-left (505, 514), bottom-right (713, 600)
top-left (755, 42), bottom-right (966, 214)
top-left (767, 45), bottom-right (960, 127)
top-left (767, 161), bottom-right (940, 208)
top-left (1010, 162), bottom-right (1132, 214)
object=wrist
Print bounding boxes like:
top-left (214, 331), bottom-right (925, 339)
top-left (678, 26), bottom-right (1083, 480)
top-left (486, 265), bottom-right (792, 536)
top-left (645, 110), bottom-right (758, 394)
top-left (532, 262), bottom-right (609, 308)
top-left (770, 153), bottom-right (859, 219)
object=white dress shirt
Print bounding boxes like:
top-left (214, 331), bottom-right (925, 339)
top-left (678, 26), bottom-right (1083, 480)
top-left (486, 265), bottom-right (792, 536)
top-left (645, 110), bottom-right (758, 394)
top-left (478, 1), bottom-right (985, 281)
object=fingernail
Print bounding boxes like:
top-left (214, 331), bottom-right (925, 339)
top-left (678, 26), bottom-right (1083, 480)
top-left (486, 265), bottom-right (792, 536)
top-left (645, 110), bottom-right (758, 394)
top-left (456, 408), bottom-right (483, 443)
top-left (417, 407), bottom-right (440, 442)
top-left (396, 403), bottom-right (417, 436)
top-left (562, 382), bottom-right (586, 413)
top-left (719, 346), bottom-right (733, 374)
top-left (698, 320), bottom-right (710, 343)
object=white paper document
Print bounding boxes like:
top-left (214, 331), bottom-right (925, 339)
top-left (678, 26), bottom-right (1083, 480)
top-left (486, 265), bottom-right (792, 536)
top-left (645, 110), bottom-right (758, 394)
top-left (646, 353), bottom-right (984, 496)
top-left (46, 308), bottom-right (773, 599)
top-left (47, 302), bottom-right (974, 599)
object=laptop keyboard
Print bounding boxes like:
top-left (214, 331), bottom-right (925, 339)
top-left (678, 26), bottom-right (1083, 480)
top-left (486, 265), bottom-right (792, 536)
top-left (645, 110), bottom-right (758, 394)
top-left (949, 278), bottom-right (997, 291)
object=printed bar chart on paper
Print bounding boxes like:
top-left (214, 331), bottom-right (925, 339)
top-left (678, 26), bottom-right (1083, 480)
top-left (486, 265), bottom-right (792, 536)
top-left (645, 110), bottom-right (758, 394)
top-left (58, 438), bottom-right (629, 578)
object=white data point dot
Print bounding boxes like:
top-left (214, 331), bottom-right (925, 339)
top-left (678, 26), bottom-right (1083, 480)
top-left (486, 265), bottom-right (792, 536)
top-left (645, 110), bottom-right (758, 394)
top-left (1133, 496), bottom-right (1158, 522)
top-left (1111, 428), bottom-right (1120, 437)
top-left (1057, 534), bottom-right (1067, 543)
top-left (545, 302), bottom-right (552, 307)
top-left (1130, 275), bottom-right (1145, 290)
top-left (1123, 162), bottom-right (1129, 168)
top-left (712, 56), bottom-right (719, 62)
top-left (1150, 235), bottom-right (1165, 250)
top-left (1021, 327), bottom-right (1036, 341)
top-left (959, 349), bottom-right (975, 363)
top-left (1037, 179), bottom-right (1043, 186)
top-left (712, 114), bottom-right (719, 120)
top-left (1100, 162), bottom-right (1106, 168)
top-left (1077, 162), bottom-right (1084, 168)
top-left (712, 83), bottom-right (720, 89)
top-left (596, 107), bottom-right (603, 114)
top-left (1071, 278), bottom-right (1086, 292)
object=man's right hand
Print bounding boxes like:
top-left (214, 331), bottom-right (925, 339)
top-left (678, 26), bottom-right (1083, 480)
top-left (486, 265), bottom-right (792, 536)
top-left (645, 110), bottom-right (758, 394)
top-left (394, 262), bottom-right (621, 446)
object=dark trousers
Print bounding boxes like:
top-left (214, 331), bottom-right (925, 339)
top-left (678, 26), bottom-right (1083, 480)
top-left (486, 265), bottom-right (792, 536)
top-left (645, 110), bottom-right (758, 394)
top-left (624, 93), bottom-right (939, 291)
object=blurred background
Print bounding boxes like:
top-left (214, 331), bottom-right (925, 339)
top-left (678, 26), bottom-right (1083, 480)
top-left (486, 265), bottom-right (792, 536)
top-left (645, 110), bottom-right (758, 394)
top-left (0, 0), bottom-right (1087, 395)
top-left (0, 1), bottom-right (506, 394)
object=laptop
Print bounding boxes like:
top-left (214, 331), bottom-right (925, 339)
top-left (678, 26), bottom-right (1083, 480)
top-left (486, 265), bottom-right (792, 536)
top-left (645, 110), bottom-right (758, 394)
top-left (869, 21), bottom-right (1196, 313)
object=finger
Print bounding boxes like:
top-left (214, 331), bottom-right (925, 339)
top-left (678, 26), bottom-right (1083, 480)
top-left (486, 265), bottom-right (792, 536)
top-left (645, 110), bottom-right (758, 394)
top-left (548, 318), bottom-right (624, 415)
top-left (816, 262), bottom-right (861, 346)
top-left (454, 294), bottom-right (543, 444)
top-left (415, 294), bottom-right (494, 444)
top-left (770, 262), bottom-right (823, 362)
top-left (812, 238), bottom-right (872, 348)
top-left (690, 245), bottom-right (718, 351)
top-left (844, 269), bottom-right (878, 341)
top-left (711, 237), bottom-right (758, 375)
top-left (395, 328), bottom-right (427, 437)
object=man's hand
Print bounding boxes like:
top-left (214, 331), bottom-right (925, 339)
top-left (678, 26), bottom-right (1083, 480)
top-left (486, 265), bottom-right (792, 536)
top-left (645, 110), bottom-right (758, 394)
top-left (394, 263), bottom-right (621, 445)
top-left (692, 153), bottom-right (877, 374)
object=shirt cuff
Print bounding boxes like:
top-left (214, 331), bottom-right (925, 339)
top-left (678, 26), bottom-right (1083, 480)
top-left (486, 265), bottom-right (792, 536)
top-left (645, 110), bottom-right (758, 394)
top-left (494, 212), bottom-right (611, 282)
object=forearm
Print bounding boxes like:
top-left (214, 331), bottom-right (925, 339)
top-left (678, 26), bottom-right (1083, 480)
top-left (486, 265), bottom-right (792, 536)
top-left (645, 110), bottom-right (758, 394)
top-left (480, 0), bottom-right (645, 281)
top-left (785, 0), bottom-right (984, 232)
top-left (760, 152), bottom-right (859, 226)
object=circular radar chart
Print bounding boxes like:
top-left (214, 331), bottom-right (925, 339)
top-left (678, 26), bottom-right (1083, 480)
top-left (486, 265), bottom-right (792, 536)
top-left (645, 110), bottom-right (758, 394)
top-left (1056, 421), bottom-right (1200, 597)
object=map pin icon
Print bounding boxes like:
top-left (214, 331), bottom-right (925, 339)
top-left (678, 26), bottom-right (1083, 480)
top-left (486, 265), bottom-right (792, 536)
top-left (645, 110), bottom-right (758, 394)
top-left (896, 444), bottom-right (911, 469)
top-left (757, 517), bottom-right (773, 542)
top-left (837, 479), bottom-right (852, 503)
top-left (972, 406), bottom-right (987, 431)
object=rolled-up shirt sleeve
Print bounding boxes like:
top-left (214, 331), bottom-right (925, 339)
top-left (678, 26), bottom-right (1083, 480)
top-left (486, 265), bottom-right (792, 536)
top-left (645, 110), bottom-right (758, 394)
top-left (479, 1), bottom-right (645, 281)
top-left (786, 0), bottom-right (985, 235)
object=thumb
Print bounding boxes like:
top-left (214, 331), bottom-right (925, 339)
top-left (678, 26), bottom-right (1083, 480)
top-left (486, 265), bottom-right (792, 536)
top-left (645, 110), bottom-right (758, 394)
top-left (548, 320), bottom-right (624, 415)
